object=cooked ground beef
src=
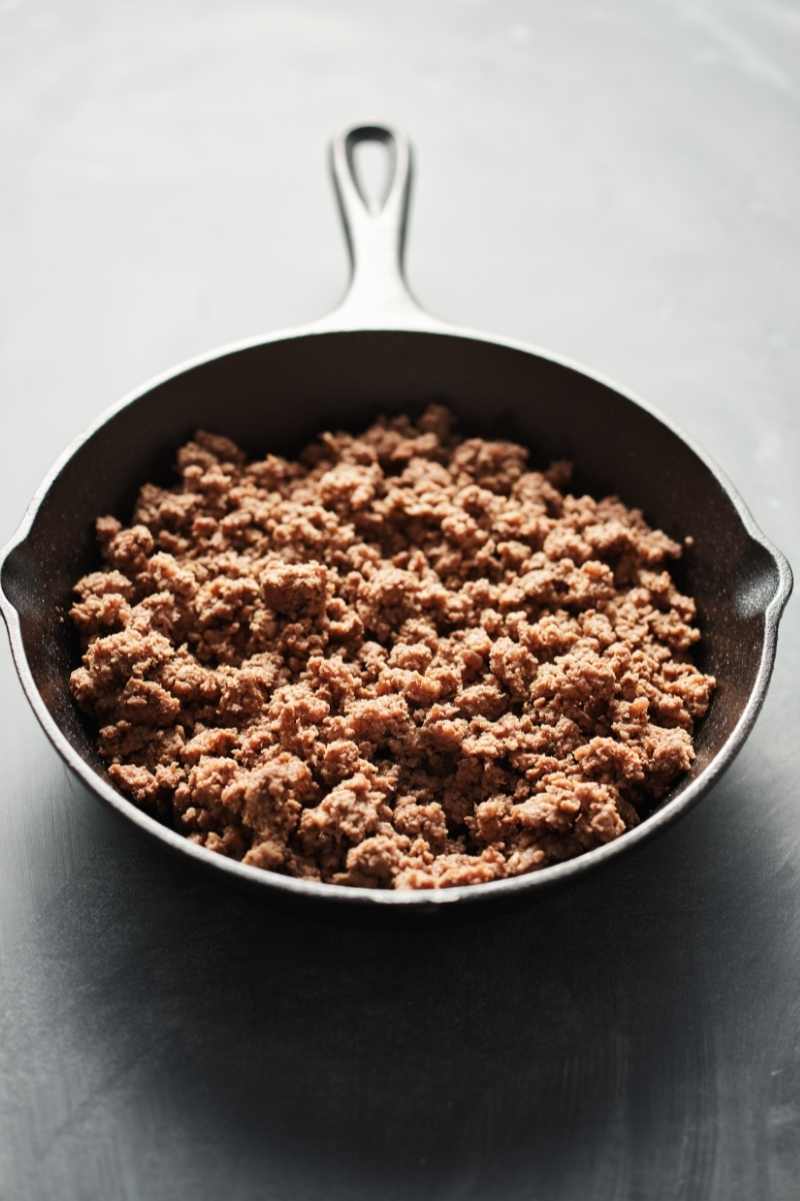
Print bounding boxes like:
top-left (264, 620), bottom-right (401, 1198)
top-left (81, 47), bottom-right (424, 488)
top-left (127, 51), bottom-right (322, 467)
top-left (69, 405), bottom-right (715, 889)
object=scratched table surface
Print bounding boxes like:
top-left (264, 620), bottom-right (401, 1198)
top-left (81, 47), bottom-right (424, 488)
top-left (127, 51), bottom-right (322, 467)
top-left (1, 3), bottom-right (798, 1199)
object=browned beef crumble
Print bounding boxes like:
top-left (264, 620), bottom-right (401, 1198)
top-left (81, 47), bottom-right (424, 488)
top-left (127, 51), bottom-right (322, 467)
top-left (69, 405), bottom-right (715, 889)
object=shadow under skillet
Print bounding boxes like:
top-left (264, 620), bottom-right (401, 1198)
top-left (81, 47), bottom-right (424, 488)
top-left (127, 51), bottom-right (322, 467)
top-left (29, 744), bottom-right (795, 1201)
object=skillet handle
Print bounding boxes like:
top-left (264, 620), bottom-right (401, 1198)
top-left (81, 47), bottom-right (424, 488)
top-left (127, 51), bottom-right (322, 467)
top-left (322, 124), bottom-right (442, 330)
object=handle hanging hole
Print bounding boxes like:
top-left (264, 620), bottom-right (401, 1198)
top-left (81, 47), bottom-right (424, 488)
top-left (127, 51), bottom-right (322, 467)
top-left (345, 126), bottom-right (396, 216)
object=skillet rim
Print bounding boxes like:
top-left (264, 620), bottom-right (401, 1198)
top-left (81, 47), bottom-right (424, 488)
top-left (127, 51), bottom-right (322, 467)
top-left (0, 320), bottom-right (793, 909)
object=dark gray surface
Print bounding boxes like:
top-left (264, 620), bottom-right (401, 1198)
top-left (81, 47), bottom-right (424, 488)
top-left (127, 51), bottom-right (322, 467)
top-left (1, 2), bottom-right (798, 1199)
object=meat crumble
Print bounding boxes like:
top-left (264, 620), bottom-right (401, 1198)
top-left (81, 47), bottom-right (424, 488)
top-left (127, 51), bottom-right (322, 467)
top-left (69, 405), bottom-right (716, 889)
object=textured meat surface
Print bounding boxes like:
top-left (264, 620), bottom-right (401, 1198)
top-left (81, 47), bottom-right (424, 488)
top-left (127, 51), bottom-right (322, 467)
top-left (68, 405), bottom-right (716, 889)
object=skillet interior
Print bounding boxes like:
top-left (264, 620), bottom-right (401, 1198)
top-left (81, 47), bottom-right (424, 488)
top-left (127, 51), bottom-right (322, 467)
top-left (0, 328), bottom-right (783, 890)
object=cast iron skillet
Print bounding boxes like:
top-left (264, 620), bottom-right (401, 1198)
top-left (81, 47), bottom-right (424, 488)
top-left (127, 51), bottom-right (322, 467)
top-left (0, 124), bottom-right (792, 910)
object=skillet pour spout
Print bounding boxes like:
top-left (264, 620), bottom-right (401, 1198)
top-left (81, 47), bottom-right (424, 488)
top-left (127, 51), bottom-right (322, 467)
top-left (0, 124), bottom-right (793, 908)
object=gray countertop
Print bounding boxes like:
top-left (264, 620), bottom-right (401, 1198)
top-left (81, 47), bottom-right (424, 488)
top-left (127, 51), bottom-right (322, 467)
top-left (1, 3), bottom-right (798, 1199)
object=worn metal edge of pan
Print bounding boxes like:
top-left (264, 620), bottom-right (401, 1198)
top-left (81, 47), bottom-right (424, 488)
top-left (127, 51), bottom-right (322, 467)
top-left (0, 123), bottom-right (793, 909)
